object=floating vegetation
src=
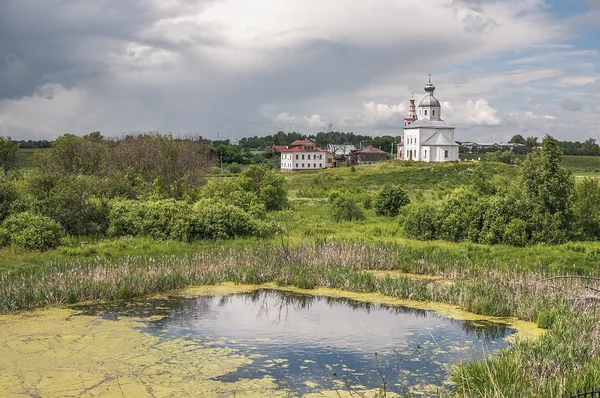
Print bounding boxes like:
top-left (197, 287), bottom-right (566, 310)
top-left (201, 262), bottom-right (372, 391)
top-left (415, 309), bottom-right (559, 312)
top-left (0, 287), bottom-right (525, 397)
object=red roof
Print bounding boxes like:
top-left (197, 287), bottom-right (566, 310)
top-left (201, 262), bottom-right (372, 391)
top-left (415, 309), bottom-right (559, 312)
top-left (354, 145), bottom-right (388, 154)
top-left (278, 146), bottom-right (310, 152)
top-left (289, 139), bottom-right (315, 147)
top-left (272, 145), bottom-right (287, 152)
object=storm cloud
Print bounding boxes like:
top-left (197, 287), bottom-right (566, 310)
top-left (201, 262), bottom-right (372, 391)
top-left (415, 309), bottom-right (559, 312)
top-left (0, 0), bottom-right (597, 141)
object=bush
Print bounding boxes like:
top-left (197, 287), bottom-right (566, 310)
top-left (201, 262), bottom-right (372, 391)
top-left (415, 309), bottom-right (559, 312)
top-left (0, 176), bottom-right (18, 223)
top-left (401, 202), bottom-right (440, 241)
top-left (107, 199), bottom-right (186, 239)
top-left (502, 218), bottom-right (528, 247)
top-left (574, 178), bottom-right (600, 239)
top-left (330, 196), bottom-right (365, 222)
top-left (1, 212), bottom-right (64, 250)
top-left (0, 228), bottom-right (9, 247)
top-left (228, 162), bottom-right (241, 174)
top-left (375, 185), bottom-right (410, 217)
top-left (172, 202), bottom-right (261, 241)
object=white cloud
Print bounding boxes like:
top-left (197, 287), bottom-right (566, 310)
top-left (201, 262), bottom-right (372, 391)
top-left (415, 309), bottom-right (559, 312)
top-left (340, 102), bottom-right (407, 128)
top-left (304, 114), bottom-right (324, 128)
top-left (442, 99), bottom-right (502, 126)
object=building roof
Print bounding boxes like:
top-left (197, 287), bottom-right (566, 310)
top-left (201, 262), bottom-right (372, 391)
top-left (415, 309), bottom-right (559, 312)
top-left (353, 145), bottom-right (388, 154)
top-left (289, 139), bottom-right (315, 147)
top-left (421, 132), bottom-right (459, 147)
top-left (419, 95), bottom-right (441, 107)
top-left (272, 145), bottom-right (288, 152)
top-left (278, 146), bottom-right (310, 152)
top-left (404, 119), bottom-right (455, 130)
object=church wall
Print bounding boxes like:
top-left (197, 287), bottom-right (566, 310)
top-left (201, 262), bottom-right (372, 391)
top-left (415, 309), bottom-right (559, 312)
top-left (430, 146), bottom-right (459, 162)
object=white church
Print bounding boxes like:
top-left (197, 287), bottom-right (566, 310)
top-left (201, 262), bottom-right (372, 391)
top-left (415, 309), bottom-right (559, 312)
top-left (397, 77), bottom-right (459, 162)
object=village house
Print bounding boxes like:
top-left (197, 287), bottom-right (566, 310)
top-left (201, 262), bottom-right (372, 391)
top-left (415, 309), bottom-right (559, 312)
top-left (397, 77), bottom-right (459, 162)
top-left (345, 145), bottom-right (388, 166)
top-left (277, 139), bottom-right (335, 172)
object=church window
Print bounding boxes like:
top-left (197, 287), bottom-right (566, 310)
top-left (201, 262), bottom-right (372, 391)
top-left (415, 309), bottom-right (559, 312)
top-left (432, 110), bottom-right (435, 116)
top-left (302, 155), bottom-right (305, 160)
top-left (307, 154), bottom-right (311, 160)
top-left (302, 163), bottom-right (305, 167)
top-left (296, 163), bottom-right (298, 168)
top-left (296, 154), bottom-right (298, 160)
top-left (308, 163), bottom-right (310, 168)
top-left (314, 163), bottom-right (316, 168)
top-left (320, 163), bottom-right (322, 168)
top-left (424, 110), bottom-right (428, 116)
top-left (425, 150), bottom-right (427, 158)
top-left (444, 150), bottom-right (449, 159)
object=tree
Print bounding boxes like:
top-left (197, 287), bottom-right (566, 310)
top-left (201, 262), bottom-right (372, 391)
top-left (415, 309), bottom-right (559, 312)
top-left (574, 178), bottom-right (600, 239)
top-left (0, 137), bottom-right (19, 171)
top-left (375, 185), bottom-right (410, 217)
top-left (520, 135), bottom-right (574, 242)
top-left (510, 135), bottom-right (525, 145)
top-left (524, 136), bottom-right (539, 153)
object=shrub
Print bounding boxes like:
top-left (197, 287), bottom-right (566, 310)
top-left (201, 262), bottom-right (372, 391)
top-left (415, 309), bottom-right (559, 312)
top-left (502, 218), bottom-right (528, 247)
top-left (375, 185), bottom-right (410, 217)
top-left (173, 202), bottom-right (260, 241)
top-left (401, 202), bottom-right (440, 241)
top-left (0, 176), bottom-right (18, 223)
top-left (362, 194), bottom-right (373, 210)
top-left (107, 199), bottom-right (186, 239)
top-left (0, 137), bottom-right (19, 171)
top-left (228, 162), bottom-right (241, 174)
top-left (330, 196), bottom-right (365, 222)
top-left (0, 228), bottom-right (9, 247)
top-left (574, 178), bottom-right (600, 239)
top-left (1, 212), bottom-right (64, 250)
top-left (239, 165), bottom-right (288, 211)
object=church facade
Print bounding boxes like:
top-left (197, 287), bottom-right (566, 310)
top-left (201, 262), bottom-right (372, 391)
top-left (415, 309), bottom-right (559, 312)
top-left (397, 78), bottom-right (459, 162)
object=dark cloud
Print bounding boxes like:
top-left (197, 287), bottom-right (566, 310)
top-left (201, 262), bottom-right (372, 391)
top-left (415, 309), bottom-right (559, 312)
top-left (560, 98), bottom-right (583, 112)
top-left (0, 1), bottom-right (221, 100)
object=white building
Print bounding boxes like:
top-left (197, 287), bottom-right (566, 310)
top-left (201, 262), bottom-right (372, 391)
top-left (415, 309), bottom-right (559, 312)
top-left (278, 140), bottom-right (333, 172)
top-left (398, 78), bottom-right (459, 162)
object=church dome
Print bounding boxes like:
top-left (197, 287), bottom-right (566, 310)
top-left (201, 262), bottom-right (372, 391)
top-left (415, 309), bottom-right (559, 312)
top-left (419, 77), bottom-right (440, 107)
top-left (419, 95), bottom-right (440, 107)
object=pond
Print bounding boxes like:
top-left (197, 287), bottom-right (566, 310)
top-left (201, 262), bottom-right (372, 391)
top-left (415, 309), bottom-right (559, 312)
top-left (0, 286), bottom-right (529, 397)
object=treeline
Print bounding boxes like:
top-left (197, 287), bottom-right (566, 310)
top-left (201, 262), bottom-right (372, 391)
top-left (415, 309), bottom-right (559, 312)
top-left (510, 135), bottom-right (600, 156)
top-left (0, 133), bottom-right (286, 250)
top-left (234, 130), bottom-right (397, 151)
top-left (401, 135), bottom-right (600, 245)
top-left (13, 139), bottom-right (53, 148)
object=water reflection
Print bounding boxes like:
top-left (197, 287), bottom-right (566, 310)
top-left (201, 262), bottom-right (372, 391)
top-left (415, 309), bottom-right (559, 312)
top-left (75, 289), bottom-right (514, 395)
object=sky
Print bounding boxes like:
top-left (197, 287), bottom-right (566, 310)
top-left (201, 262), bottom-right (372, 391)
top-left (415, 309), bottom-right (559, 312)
top-left (0, 0), bottom-right (598, 142)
